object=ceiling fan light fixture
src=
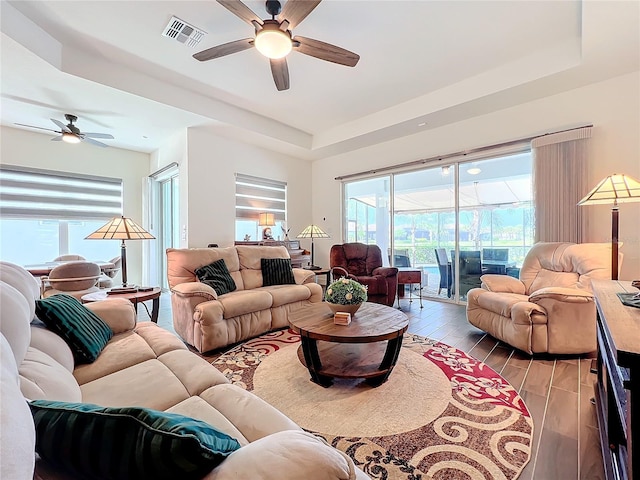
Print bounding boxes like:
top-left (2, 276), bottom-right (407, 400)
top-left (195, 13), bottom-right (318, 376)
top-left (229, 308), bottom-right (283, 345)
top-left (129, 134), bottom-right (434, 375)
top-left (62, 132), bottom-right (81, 144)
top-left (254, 26), bottom-right (292, 59)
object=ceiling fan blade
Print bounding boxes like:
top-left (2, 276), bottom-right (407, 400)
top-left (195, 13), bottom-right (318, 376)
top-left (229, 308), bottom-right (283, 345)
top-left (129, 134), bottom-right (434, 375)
top-left (217, 0), bottom-right (263, 27)
top-left (270, 58), bottom-right (290, 91)
top-left (51, 118), bottom-right (72, 133)
top-left (51, 136), bottom-right (63, 142)
top-left (194, 38), bottom-right (254, 62)
top-left (278, 0), bottom-right (321, 30)
top-left (83, 132), bottom-right (114, 139)
top-left (82, 137), bottom-right (109, 148)
top-left (15, 123), bottom-right (60, 133)
top-left (293, 36), bottom-right (359, 67)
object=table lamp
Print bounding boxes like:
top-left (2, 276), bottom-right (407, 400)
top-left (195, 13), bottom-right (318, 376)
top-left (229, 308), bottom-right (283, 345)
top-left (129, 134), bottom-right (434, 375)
top-left (297, 225), bottom-right (330, 270)
top-left (578, 174), bottom-right (640, 280)
top-left (86, 216), bottom-right (155, 290)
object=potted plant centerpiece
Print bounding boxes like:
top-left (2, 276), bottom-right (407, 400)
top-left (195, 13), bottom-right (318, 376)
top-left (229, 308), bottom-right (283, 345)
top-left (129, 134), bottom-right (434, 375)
top-left (325, 277), bottom-right (368, 315)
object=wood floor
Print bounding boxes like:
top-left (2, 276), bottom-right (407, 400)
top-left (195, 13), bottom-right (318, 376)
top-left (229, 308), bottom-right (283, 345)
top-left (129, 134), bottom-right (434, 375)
top-left (144, 292), bottom-right (605, 480)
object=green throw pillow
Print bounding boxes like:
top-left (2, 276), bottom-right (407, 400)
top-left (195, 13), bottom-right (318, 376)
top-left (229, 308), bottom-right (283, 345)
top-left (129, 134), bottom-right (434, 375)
top-left (195, 259), bottom-right (237, 295)
top-left (35, 294), bottom-right (113, 363)
top-left (29, 400), bottom-right (241, 480)
top-left (261, 258), bottom-right (296, 286)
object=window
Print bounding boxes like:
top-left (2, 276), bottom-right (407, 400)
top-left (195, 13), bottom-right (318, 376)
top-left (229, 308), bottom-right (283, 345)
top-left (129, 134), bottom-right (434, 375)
top-left (235, 173), bottom-right (287, 242)
top-left (343, 149), bottom-right (533, 303)
top-left (0, 165), bottom-right (123, 264)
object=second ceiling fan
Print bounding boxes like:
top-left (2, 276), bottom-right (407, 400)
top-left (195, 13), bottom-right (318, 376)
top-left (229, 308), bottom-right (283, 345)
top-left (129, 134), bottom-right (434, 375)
top-left (193, 0), bottom-right (360, 91)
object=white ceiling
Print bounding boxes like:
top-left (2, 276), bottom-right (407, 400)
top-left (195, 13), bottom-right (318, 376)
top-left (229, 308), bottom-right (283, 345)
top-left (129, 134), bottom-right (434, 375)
top-left (1, 0), bottom-right (638, 158)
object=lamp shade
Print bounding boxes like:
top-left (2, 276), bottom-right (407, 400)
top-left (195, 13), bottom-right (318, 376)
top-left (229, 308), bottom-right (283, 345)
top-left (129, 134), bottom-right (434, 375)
top-left (85, 216), bottom-right (155, 240)
top-left (258, 212), bottom-right (276, 227)
top-left (578, 174), bottom-right (640, 205)
top-left (297, 225), bottom-right (330, 239)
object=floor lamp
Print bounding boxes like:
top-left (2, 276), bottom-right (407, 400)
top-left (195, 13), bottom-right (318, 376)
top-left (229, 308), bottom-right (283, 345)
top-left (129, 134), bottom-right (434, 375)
top-left (86, 216), bottom-right (155, 290)
top-left (297, 225), bottom-right (330, 270)
top-left (578, 174), bottom-right (640, 280)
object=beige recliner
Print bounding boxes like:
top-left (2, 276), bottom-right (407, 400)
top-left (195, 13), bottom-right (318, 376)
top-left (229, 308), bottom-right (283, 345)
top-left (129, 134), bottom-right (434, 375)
top-left (466, 242), bottom-right (614, 355)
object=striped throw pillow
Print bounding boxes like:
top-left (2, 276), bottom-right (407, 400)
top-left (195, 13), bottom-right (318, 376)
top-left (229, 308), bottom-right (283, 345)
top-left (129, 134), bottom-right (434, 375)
top-left (195, 259), bottom-right (237, 295)
top-left (261, 258), bottom-right (296, 286)
top-left (35, 294), bottom-right (112, 363)
top-left (29, 400), bottom-right (241, 480)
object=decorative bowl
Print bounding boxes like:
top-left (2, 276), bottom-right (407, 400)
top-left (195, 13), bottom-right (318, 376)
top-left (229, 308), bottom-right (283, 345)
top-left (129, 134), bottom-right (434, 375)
top-left (326, 302), bottom-right (363, 316)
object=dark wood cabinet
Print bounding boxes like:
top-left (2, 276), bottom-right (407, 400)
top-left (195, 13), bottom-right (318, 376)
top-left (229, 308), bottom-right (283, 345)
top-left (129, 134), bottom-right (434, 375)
top-left (593, 280), bottom-right (640, 480)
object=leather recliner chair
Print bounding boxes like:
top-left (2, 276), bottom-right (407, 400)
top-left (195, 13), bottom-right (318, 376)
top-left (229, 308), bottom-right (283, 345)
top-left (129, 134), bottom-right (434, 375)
top-left (330, 243), bottom-right (398, 307)
top-left (466, 242), bottom-right (616, 355)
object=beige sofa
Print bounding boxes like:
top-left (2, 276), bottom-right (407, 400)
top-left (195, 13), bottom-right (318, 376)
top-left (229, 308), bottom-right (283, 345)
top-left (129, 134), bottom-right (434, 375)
top-left (0, 261), bottom-right (367, 480)
top-left (466, 242), bottom-right (613, 355)
top-left (167, 245), bottom-right (323, 352)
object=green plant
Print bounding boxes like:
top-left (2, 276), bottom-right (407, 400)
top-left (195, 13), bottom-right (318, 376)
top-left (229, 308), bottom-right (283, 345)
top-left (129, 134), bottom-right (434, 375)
top-left (325, 278), bottom-right (368, 305)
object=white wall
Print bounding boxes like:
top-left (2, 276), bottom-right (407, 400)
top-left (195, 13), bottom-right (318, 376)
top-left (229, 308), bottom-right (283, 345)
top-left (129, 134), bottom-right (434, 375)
top-left (312, 71), bottom-right (640, 279)
top-left (184, 128), bottom-right (311, 248)
top-left (0, 126), bottom-right (151, 284)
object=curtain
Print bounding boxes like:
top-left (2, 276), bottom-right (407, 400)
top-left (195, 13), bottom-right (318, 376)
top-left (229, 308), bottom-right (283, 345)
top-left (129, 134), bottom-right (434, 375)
top-left (532, 127), bottom-right (591, 243)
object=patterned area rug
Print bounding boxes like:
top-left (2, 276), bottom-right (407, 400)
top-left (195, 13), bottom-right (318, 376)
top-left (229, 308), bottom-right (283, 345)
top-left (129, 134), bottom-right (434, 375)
top-left (211, 329), bottom-right (533, 480)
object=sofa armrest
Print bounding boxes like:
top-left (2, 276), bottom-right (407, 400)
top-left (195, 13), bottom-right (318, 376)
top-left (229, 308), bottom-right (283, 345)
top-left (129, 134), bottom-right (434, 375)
top-left (84, 298), bottom-right (136, 334)
top-left (293, 268), bottom-right (314, 285)
top-left (529, 286), bottom-right (594, 304)
top-left (171, 281), bottom-right (218, 301)
top-left (205, 430), bottom-right (362, 480)
top-left (481, 274), bottom-right (526, 294)
top-left (372, 266), bottom-right (398, 278)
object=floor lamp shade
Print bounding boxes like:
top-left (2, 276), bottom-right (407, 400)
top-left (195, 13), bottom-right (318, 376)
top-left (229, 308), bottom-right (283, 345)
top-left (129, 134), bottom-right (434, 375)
top-left (297, 225), bottom-right (330, 270)
top-left (578, 174), bottom-right (640, 280)
top-left (85, 216), bottom-right (155, 287)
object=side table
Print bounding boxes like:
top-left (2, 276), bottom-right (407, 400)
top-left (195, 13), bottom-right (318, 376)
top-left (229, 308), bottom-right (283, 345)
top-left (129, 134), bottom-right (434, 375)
top-left (397, 268), bottom-right (423, 309)
top-left (82, 287), bottom-right (162, 323)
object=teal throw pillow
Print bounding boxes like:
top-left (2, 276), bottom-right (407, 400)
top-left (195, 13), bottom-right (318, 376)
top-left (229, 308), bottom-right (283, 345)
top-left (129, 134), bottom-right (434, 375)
top-left (29, 400), bottom-right (241, 480)
top-left (261, 258), bottom-right (296, 286)
top-left (35, 294), bottom-right (112, 363)
top-left (195, 259), bottom-right (237, 295)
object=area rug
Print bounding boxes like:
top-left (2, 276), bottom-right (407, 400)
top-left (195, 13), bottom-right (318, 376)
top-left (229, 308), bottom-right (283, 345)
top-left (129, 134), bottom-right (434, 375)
top-left (211, 329), bottom-right (533, 480)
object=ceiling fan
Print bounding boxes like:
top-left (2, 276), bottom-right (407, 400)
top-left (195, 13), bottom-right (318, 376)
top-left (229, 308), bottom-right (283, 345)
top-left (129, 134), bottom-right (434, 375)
top-left (15, 114), bottom-right (114, 147)
top-left (193, 0), bottom-right (360, 91)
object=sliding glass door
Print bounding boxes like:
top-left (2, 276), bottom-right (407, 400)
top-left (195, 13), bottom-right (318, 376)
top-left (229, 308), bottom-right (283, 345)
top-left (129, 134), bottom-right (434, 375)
top-left (342, 150), bottom-right (533, 304)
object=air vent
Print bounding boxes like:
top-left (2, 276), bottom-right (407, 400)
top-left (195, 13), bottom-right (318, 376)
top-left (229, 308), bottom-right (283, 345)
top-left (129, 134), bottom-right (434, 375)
top-left (162, 16), bottom-right (206, 48)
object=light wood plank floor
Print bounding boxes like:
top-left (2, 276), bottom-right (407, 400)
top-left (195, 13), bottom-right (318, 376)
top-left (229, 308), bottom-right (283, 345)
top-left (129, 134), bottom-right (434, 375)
top-left (141, 292), bottom-right (605, 480)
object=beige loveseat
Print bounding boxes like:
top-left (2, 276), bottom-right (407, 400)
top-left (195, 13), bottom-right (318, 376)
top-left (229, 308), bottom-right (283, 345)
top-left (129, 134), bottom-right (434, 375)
top-left (466, 242), bottom-right (613, 355)
top-left (0, 261), bottom-right (367, 480)
top-left (167, 245), bottom-right (323, 352)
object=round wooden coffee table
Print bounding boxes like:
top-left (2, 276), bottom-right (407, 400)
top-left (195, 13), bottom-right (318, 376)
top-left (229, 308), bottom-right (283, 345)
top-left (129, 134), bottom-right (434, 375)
top-left (81, 288), bottom-right (162, 323)
top-left (288, 302), bottom-right (409, 387)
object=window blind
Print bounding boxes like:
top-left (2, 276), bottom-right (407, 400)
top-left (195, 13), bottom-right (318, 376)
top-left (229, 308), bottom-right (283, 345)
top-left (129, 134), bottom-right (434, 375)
top-left (0, 165), bottom-right (123, 220)
top-left (235, 173), bottom-right (286, 221)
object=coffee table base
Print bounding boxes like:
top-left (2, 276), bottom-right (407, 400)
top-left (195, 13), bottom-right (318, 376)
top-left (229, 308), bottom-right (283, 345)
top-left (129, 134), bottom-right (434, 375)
top-left (297, 334), bottom-right (404, 388)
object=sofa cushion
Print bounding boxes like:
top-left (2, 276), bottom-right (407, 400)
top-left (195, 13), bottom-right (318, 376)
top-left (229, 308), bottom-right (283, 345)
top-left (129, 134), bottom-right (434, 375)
top-left (29, 400), bottom-right (241, 480)
top-left (265, 284), bottom-right (313, 307)
top-left (195, 259), bottom-right (237, 296)
top-left (35, 294), bottom-right (113, 364)
top-left (261, 258), bottom-right (296, 286)
top-left (19, 347), bottom-right (82, 402)
top-left (80, 358), bottom-right (191, 410)
top-left (218, 290), bottom-right (273, 319)
top-left (205, 430), bottom-right (355, 480)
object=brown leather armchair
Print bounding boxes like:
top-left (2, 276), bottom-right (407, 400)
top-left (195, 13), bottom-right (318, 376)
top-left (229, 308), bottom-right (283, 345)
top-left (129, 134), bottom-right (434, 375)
top-left (330, 243), bottom-right (398, 307)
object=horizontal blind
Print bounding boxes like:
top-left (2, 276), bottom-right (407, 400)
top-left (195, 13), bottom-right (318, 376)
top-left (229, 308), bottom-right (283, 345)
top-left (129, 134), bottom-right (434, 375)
top-left (0, 165), bottom-right (123, 220)
top-left (235, 173), bottom-right (286, 221)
